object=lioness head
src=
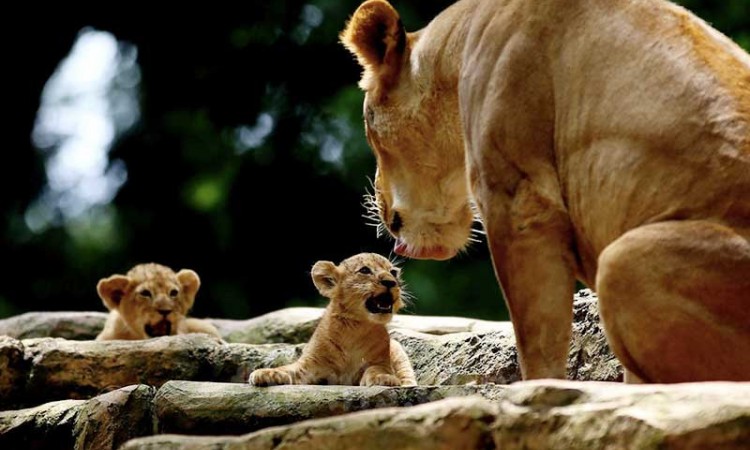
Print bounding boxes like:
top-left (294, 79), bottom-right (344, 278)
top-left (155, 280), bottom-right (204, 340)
top-left (341, 0), bottom-right (474, 260)
top-left (97, 263), bottom-right (200, 338)
top-left (311, 253), bottom-right (405, 325)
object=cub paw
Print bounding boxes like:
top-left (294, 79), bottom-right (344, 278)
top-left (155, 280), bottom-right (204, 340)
top-left (361, 373), bottom-right (401, 387)
top-left (248, 368), bottom-right (293, 386)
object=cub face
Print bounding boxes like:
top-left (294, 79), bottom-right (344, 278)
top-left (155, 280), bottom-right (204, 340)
top-left (341, 0), bottom-right (474, 261)
top-left (97, 263), bottom-right (200, 338)
top-left (311, 253), bottom-right (404, 325)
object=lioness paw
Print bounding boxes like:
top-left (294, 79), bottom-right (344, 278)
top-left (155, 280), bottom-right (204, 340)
top-left (361, 373), bottom-right (401, 387)
top-left (248, 368), bottom-right (293, 386)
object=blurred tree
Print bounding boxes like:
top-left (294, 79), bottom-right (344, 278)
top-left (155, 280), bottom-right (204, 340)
top-left (1, 0), bottom-right (747, 322)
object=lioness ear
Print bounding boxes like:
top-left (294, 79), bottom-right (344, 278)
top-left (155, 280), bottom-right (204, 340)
top-left (311, 261), bottom-right (339, 298)
top-left (340, 0), bottom-right (406, 95)
top-left (176, 269), bottom-right (201, 302)
top-left (97, 275), bottom-right (131, 311)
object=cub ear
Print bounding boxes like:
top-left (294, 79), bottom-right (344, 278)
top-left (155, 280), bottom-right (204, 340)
top-left (311, 261), bottom-right (339, 298)
top-left (340, 0), bottom-right (406, 95)
top-left (177, 269), bottom-right (201, 297)
top-left (97, 275), bottom-right (131, 311)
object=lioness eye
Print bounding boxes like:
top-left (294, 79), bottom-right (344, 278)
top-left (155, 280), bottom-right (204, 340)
top-left (139, 289), bottom-right (152, 298)
top-left (358, 266), bottom-right (372, 275)
top-left (169, 289), bottom-right (179, 298)
top-left (365, 106), bottom-right (374, 124)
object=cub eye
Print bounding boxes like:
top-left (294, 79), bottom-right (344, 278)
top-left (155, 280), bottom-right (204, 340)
top-left (390, 269), bottom-right (399, 277)
top-left (358, 266), bottom-right (372, 275)
top-left (169, 289), bottom-right (179, 298)
top-left (139, 289), bottom-right (152, 298)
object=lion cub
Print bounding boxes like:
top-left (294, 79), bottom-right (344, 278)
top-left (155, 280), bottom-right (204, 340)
top-left (249, 253), bottom-right (417, 386)
top-left (96, 263), bottom-right (220, 340)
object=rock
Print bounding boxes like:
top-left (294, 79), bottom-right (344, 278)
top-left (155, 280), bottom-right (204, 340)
top-left (124, 396), bottom-right (499, 450)
top-left (568, 289), bottom-right (623, 381)
top-left (392, 327), bottom-right (521, 385)
top-left (0, 384), bottom-right (155, 450)
top-left (491, 380), bottom-right (750, 449)
top-left (213, 308), bottom-right (322, 344)
top-left (391, 314), bottom-right (509, 335)
top-left (1, 293), bottom-right (620, 407)
top-left (73, 384), bottom-right (156, 450)
top-left (0, 337), bottom-right (28, 409)
top-left (121, 380), bottom-right (750, 450)
top-left (0, 399), bottom-right (83, 450)
top-left (18, 335), bottom-right (301, 405)
top-left (394, 290), bottom-right (620, 385)
top-left (154, 380), bottom-right (507, 435)
top-left (0, 307), bottom-right (507, 343)
top-left (0, 311), bottom-right (108, 340)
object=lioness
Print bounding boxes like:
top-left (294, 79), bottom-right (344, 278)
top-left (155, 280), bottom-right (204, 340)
top-left (96, 263), bottom-right (221, 340)
top-left (341, 0), bottom-right (750, 383)
top-left (249, 253), bottom-right (417, 386)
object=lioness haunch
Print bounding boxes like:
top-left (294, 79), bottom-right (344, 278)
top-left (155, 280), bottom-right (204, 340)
top-left (341, 0), bottom-right (750, 383)
top-left (249, 253), bottom-right (416, 386)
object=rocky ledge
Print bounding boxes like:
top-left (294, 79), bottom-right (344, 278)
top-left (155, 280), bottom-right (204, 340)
top-left (2, 380), bottom-right (747, 450)
top-left (0, 290), bottom-right (747, 449)
top-left (0, 292), bottom-right (621, 409)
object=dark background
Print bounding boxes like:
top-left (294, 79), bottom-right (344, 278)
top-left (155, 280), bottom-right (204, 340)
top-left (2, 1), bottom-right (748, 321)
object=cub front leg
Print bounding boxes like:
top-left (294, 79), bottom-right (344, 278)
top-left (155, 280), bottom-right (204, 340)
top-left (248, 364), bottom-right (297, 386)
top-left (360, 365), bottom-right (401, 387)
top-left (390, 339), bottom-right (417, 386)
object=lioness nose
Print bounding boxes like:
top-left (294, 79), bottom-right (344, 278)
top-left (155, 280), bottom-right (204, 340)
top-left (381, 279), bottom-right (397, 288)
top-left (157, 309), bottom-right (171, 317)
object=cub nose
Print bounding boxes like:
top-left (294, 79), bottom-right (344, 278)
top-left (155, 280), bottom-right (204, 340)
top-left (157, 309), bottom-right (171, 317)
top-left (380, 279), bottom-right (397, 289)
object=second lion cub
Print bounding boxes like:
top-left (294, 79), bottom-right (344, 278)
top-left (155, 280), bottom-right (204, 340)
top-left (249, 253), bottom-right (417, 386)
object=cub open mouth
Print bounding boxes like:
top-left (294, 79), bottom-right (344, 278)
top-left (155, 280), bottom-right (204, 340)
top-left (366, 292), bottom-right (394, 314)
top-left (145, 320), bottom-right (172, 337)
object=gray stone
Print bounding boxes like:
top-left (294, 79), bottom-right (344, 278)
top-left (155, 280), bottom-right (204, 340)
top-left (0, 399), bottom-right (83, 450)
top-left (0, 336), bottom-right (28, 409)
top-left (0, 384), bottom-right (155, 450)
top-left (73, 384), bottom-right (156, 450)
top-left (18, 335), bottom-right (301, 405)
top-left (568, 289), bottom-right (623, 381)
top-left (0, 306), bottom-right (509, 343)
top-left (0, 311), bottom-right (108, 340)
top-left (121, 380), bottom-right (750, 450)
top-left (154, 380), bottom-right (507, 435)
top-left (393, 327), bottom-right (521, 385)
top-left (491, 379), bottom-right (750, 449)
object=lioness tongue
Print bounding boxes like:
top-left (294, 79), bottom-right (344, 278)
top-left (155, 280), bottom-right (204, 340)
top-left (394, 239), bottom-right (408, 256)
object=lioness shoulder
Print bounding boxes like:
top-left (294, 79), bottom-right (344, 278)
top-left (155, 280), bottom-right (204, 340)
top-left (96, 263), bottom-right (220, 340)
top-left (249, 253), bottom-right (416, 386)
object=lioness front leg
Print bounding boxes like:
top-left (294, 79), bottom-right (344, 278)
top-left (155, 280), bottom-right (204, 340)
top-left (480, 181), bottom-right (577, 379)
top-left (597, 220), bottom-right (750, 382)
top-left (360, 365), bottom-right (401, 386)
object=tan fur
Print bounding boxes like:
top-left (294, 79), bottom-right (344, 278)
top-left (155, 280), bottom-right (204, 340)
top-left (342, 0), bottom-right (750, 383)
top-left (249, 253), bottom-right (417, 387)
top-left (96, 263), bottom-right (220, 340)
